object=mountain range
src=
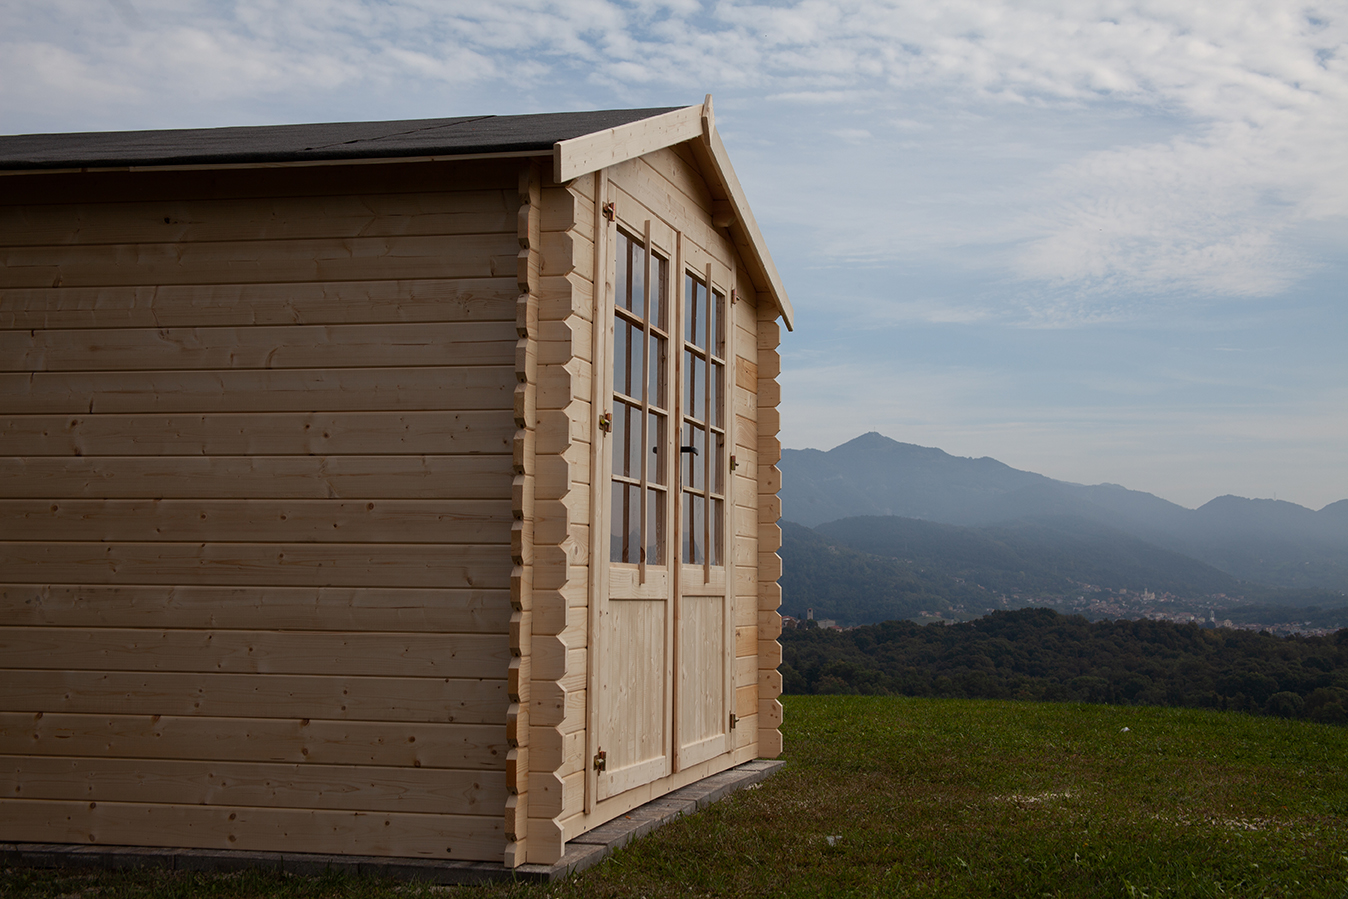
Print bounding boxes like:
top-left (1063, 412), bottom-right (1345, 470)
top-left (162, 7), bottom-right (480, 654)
top-left (781, 433), bottom-right (1348, 593)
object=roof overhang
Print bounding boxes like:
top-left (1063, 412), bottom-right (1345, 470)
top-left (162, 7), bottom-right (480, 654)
top-left (0, 100), bottom-right (792, 330)
top-left (554, 97), bottom-right (793, 331)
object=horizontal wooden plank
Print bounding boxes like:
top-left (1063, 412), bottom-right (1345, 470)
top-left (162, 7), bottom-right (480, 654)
top-left (0, 584), bottom-right (511, 633)
top-left (0, 455), bottom-right (513, 499)
top-left (0, 410), bottom-right (514, 457)
top-left (0, 233), bottom-right (519, 289)
top-left (0, 278), bottom-right (517, 330)
top-left (0, 542), bottom-right (512, 589)
top-left (0, 797), bottom-right (504, 861)
top-left (0, 499), bottom-right (513, 544)
top-left (2, 756), bottom-right (505, 816)
top-left (2, 321), bottom-right (516, 372)
top-left (0, 627), bottom-right (510, 678)
top-left (0, 671), bottom-right (507, 724)
top-left (0, 190), bottom-right (515, 248)
top-left (0, 365), bottom-right (514, 414)
top-left (0, 712), bottom-right (506, 769)
top-left (0, 159), bottom-right (520, 207)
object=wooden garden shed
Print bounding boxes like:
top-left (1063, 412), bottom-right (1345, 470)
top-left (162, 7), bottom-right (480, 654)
top-left (0, 98), bottom-right (790, 868)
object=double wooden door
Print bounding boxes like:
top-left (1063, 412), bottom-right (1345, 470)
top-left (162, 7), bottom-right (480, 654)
top-left (590, 192), bottom-right (736, 804)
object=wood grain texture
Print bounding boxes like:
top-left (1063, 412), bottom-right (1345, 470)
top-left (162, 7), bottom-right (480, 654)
top-left (0, 455), bottom-right (513, 499)
top-left (0, 189), bottom-right (515, 248)
top-left (0, 584), bottom-right (511, 633)
top-left (2, 757), bottom-right (505, 816)
top-left (0, 278), bottom-right (516, 330)
top-left (1, 322), bottom-right (516, 372)
top-left (0, 499), bottom-right (513, 544)
top-left (0, 234), bottom-right (519, 289)
top-left (0, 798), bottom-right (504, 861)
top-left (0, 671), bottom-right (507, 724)
top-left (0, 542), bottom-right (512, 588)
top-left (0, 411), bottom-right (514, 457)
top-left (0, 366), bottom-right (514, 415)
top-left (0, 626), bottom-right (510, 677)
top-left (0, 712), bottom-right (507, 769)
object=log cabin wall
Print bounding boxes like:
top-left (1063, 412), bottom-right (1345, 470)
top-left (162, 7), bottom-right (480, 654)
top-left (0, 159), bottom-right (522, 861)
top-left (515, 141), bottom-right (783, 866)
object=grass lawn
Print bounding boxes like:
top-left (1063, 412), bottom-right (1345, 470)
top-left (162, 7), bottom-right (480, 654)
top-left (4, 696), bottom-right (1347, 898)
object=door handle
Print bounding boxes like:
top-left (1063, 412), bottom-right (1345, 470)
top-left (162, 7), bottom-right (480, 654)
top-left (680, 446), bottom-right (699, 455)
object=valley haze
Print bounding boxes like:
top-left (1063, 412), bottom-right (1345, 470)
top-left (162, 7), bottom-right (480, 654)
top-left (778, 433), bottom-right (1348, 632)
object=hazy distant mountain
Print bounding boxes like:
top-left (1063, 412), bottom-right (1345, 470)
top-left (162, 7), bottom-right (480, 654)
top-left (781, 433), bottom-right (1348, 592)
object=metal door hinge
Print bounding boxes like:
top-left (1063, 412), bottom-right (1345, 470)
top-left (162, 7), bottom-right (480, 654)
top-left (593, 749), bottom-right (607, 771)
top-left (602, 201), bottom-right (616, 222)
top-left (599, 412), bottom-right (612, 433)
top-left (729, 713), bottom-right (738, 730)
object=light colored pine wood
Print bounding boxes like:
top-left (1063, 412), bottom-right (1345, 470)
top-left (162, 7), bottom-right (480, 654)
top-left (0, 499), bottom-right (512, 544)
top-left (2, 756), bottom-right (505, 816)
top-left (0, 454), bottom-right (513, 499)
top-left (0, 798), bottom-right (505, 861)
top-left (759, 667), bottom-right (782, 698)
top-left (552, 105), bottom-right (703, 182)
top-left (757, 608), bottom-right (783, 640)
top-left (0, 190), bottom-right (516, 248)
top-left (0, 234), bottom-right (520, 290)
top-left (735, 683), bottom-right (756, 718)
top-left (0, 411), bottom-right (514, 457)
top-left (0, 366), bottom-right (515, 415)
top-left (2, 322), bottom-right (516, 372)
top-left (0, 711), bottom-right (507, 769)
top-left (756, 347), bottom-right (781, 380)
top-left (0, 626), bottom-right (509, 677)
top-left (735, 357), bottom-right (759, 393)
top-left (0, 671), bottom-right (507, 723)
top-left (0, 278), bottom-right (517, 330)
top-left (0, 542), bottom-right (512, 589)
top-left (0, 584), bottom-right (511, 633)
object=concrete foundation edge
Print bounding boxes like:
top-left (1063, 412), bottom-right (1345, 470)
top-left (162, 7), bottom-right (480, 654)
top-left (1, 759), bottom-right (787, 885)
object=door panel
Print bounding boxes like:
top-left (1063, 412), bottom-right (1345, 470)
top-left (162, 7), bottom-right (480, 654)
top-left (592, 197), bottom-right (736, 805)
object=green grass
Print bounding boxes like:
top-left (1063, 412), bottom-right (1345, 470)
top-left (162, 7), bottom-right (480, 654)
top-left (5, 697), bottom-right (1348, 898)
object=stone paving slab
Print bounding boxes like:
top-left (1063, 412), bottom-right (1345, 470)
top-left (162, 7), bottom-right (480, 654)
top-left (0, 758), bottom-right (786, 885)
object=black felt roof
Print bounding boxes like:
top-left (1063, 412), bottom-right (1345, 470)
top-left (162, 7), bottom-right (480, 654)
top-left (0, 107), bottom-right (683, 171)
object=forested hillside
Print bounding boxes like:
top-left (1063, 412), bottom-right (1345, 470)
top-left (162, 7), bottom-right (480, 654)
top-left (781, 608), bottom-right (1348, 724)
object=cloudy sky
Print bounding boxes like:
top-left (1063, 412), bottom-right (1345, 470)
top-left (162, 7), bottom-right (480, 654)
top-left (3, 0), bottom-right (1345, 510)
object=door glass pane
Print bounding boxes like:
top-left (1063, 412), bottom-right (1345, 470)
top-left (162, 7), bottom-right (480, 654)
top-left (652, 256), bottom-right (667, 331)
top-left (713, 289), bottom-right (725, 357)
top-left (612, 318), bottom-right (627, 396)
top-left (649, 410), bottom-right (666, 486)
top-left (631, 241), bottom-right (645, 315)
top-left (611, 482), bottom-right (641, 564)
top-left (611, 399), bottom-right (628, 477)
top-left (649, 333), bottom-right (667, 409)
top-left (710, 498), bottom-right (723, 566)
top-left (684, 493), bottom-right (705, 565)
top-left (684, 274), bottom-right (702, 348)
top-left (646, 488), bottom-right (665, 565)
top-left (683, 422), bottom-right (705, 491)
top-left (627, 321), bottom-right (645, 400)
top-left (713, 431), bottom-right (724, 494)
top-left (685, 351), bottom-right (705, 422)
top-left (711, 361), bottom-right (723, 428)
top-left (616, 232), bottom-right (631, 313)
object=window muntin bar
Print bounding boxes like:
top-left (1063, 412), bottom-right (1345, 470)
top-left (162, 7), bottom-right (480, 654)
top-left (611, 228), bottom-right (669, 566)
top-left (680, 270), bottom-right (727, 571)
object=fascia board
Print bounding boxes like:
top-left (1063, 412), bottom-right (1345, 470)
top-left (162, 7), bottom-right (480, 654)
top-left (700, 126), bottom-right (795, 332)
top-left (552, 105), bottom-right (703, 183)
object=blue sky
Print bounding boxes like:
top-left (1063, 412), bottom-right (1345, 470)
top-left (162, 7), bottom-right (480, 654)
top-left (3, 0), bottom-right (1344, 510)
